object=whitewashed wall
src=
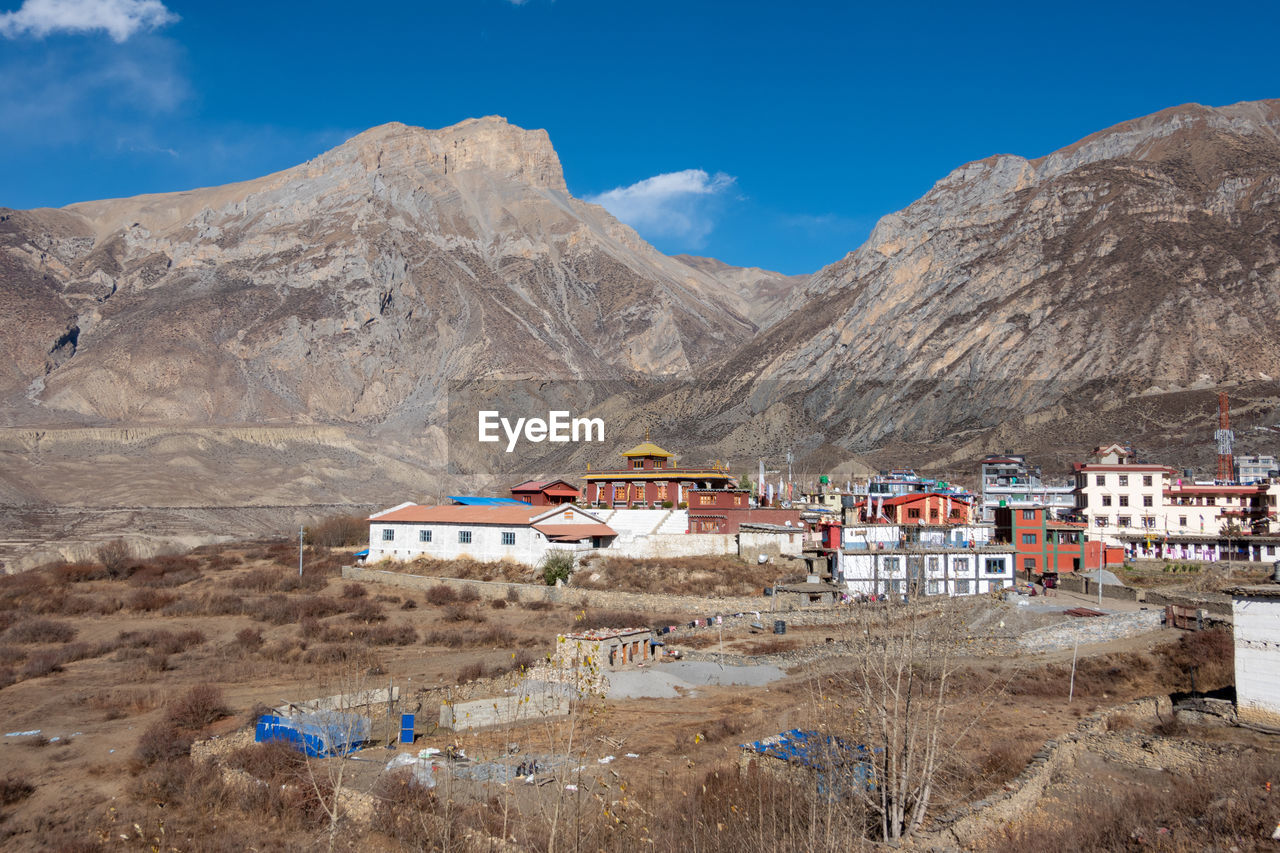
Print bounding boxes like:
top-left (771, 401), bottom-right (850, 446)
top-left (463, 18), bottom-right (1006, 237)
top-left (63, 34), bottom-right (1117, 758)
top-left (1234, 595), bottom-right (1280, 728)
top-left (836, 550), bottom-right (1014, 597)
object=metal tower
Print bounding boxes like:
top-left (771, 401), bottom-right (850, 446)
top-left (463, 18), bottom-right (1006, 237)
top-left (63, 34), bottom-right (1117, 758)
top-left (1215, 392), bottom-right (1235, 482)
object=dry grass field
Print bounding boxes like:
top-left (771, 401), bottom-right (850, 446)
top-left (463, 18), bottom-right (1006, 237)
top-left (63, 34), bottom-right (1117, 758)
top-left (0, 535), bottom-right (1275, 851)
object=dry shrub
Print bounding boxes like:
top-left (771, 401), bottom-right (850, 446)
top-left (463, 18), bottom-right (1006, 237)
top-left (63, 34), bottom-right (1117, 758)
top-left (51, 561), bottom-right (107, 583)
top-left (321, 623), bottom-right (418, 646)
top-left (116, 628), bottom-right (206, 656)
top-left (225, 740), bottom-right (305, 785)
top-left (399, 598), bottom-right (417, 610)
top-left (489, 598), bottom-right (508, 610)
top-left (979, 740), bottom-right (1037, 785)
top-left (403, 555), bottom-right (532, 583)
top-left (425, 584), bottom-right (457, 605)
top-left (744, 637), bottom-right (799, 655)
top-left (5, 617), bottom-right (77, 644)
top-left (234, 567), bottom-right (281, 592)
top-left (234, 627), bottom-right (263, 651)
top-left (129, 555), bottom-right (202, 588)
top-left (129, 588), bottom-right (177, 612)
top-left (456, 661), bottom-right (485, 683)
top-left (457, 586), bottom-right (481, 603)
top-left (423, 628), bottom-right (465, 648)
top-left (523, 599), bottom-right (554, 611)
top-left (20, 650), bottom-right (66, 679)
top-left (135, 723), bottom-right (193, 766)
top-left (444, 604), bottom-right (485, 623)
top-left (341, 582), bottom-right (367, 599)
top-left (306, 514), bottom-right (367, 548)
top-left (702, 714), bottom-right (748, 743)
top-left (574, 554), bottom-right (775, 596)
top-left (250, 593), bottom-right (342, 625)
top-left (372, 770), bottom-right (441, 848)
top-left (166, 684), bottom-right (230, 731)
top-left (345, 598), bottom-right (385, 623)
top-left (575, 609), bottom-right (654, 630)
top-left (1156, 627), bottom-right (1234, 692)
top-left (0, 774), bottom-right (35, 806)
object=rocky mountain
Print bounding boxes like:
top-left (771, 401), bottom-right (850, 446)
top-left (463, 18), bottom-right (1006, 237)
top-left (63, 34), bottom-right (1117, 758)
top-left (3, 102), bottom-right (1280, 565)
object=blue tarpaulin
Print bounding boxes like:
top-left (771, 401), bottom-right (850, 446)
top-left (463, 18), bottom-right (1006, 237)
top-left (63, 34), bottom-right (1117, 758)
top-left (742, 729), bottom-right (875, 796)
top-left (448, 496), bottom-right (526, 506)
top-left (255, 712), bottom-right (370, 757)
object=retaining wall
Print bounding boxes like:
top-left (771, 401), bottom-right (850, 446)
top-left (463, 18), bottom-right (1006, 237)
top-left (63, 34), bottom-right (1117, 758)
top-left (439, 688), bottom-right (571, 732)
top-left (1016, 609), bottom-right (1165, 652)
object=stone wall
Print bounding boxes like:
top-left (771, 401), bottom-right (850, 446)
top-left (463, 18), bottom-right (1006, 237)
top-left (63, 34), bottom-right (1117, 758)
top-left (342, 565), bottom-right (801, 614)
top-left (439, 687), bottom-right (571, 731)
top-left (1015, 609), bottom-right (1165, 652)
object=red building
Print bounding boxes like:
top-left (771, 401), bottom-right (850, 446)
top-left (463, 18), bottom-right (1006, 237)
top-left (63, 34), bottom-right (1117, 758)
top-left (994, 505), bottom-right (1099, 577)
top-left (854, 492), bottom-right (971, 525)
top-left (582, 440), bottom-right (736, 508)
top-left (686, 489), bottom-right (802, 534)
top-left (510, 479), bottom-right (580, 506)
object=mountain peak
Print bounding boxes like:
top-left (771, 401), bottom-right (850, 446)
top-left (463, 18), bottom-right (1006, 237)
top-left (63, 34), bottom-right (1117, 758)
top-left (327, 116), bottom-right (567, 192)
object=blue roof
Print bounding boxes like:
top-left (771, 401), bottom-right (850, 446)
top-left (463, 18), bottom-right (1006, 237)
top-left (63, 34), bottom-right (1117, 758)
top-left (353, 549), bottom-right (369, 558)
top-left (448, 496), bottom-right (527, 506)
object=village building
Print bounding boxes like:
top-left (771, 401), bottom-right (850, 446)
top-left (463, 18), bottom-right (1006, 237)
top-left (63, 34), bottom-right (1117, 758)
top-left (835, 522), bottom-right (1013, 597)
top-left (994, 505), bottom-right (1102, 578)
top-left (686, 488), bottom-right (803, 534)
top-left (978, 454), bottom-right (1075, 522)
top-left (365, 502), bottom-right (616, 565)
top-left (554, 628), bottom-right (657, 671)
top-left (1072, 444), bottom-right (1178, 545)
top-left (509, 479), bottom-right (580, 506)
top-left (846, 492), bottom-right (972, 525)
top-left (582, 439), bottom-right (736, 508)
top-left (1237, 454), bottom-right (1279, 484)
top-left (1229, 585), bottom-right (1280, 729)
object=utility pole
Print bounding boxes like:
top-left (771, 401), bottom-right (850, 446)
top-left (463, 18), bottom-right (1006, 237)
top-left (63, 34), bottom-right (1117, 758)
top-left (299, 526), bottom-right (305, 577)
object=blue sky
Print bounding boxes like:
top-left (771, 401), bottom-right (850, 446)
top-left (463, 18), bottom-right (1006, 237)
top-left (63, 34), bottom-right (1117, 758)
top-left (2, 0), bottom-right (1278, 274)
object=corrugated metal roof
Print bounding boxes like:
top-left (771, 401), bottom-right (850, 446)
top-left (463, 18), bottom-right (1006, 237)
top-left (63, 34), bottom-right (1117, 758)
top-left (372, 504), bottom-right (545, 524)
top-left (535, 522), bottom-right (617, 541)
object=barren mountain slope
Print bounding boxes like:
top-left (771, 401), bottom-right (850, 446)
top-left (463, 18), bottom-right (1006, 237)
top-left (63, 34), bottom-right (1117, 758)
top-left (1, 118), bottom-right (755, 430)
top-left (705, 99), bottom-right (1280, 458)
top-left (672, 254), bottom-right (808, 329)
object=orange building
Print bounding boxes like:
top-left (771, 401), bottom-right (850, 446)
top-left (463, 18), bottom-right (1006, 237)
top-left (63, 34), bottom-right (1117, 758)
top-left (510, 480), bottom-right (580, 506)
top-left (854, 492), bottom-right (971, 525)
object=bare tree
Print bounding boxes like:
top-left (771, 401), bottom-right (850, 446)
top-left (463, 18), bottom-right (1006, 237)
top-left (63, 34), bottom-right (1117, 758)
top-left (95, 538), bottom-right (134, 576)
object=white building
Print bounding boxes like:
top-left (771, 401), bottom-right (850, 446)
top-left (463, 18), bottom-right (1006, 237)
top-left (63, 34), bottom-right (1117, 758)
top-left (1072, 445), bottom-right (1177, 546)
top-left (978, 454), bottom-right (1075, 523)
top-left (366, 502), bottom-right (616, 565)
top-left (836, 522), bottom-right (1013, 597)
top-left (1231, 586), bottom-right (1280, 729)
top-left (1237, 455), bottom-right (1278, 484)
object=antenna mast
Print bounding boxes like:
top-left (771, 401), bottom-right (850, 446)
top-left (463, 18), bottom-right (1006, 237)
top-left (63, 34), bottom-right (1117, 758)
top-left (1214, 392), bottom-right (1235, 482)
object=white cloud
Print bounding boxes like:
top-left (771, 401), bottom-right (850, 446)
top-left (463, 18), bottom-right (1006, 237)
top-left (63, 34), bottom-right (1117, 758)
top-left (586, 169), bottom-right (736, 245)
top-left (0, 0), bottom-right (178, 42)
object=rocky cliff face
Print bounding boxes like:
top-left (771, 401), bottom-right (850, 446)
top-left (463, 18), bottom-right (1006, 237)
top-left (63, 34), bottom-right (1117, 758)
top-left (1, 118), bottom-right (755, 431)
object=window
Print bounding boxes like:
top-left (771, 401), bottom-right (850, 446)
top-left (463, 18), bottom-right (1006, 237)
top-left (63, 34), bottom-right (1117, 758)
top-left (1022, 509), bottom-right (1036, 520)
top-left (1142, 517), bottom-right (1155, 528)
top-left (1022, 557), bottom-right (1036, 572)
top-left (458, 530), bottom-right (472, 544)
top-left (1119, 495), bottom-right (1129, 507)
top-left (883, 557), bottom-right (900, 573)
top-left (1118, 516), bottom-right (1131, 528)
top-left (1102, 495), bottom-right (1112, 506)
top-left (419, 530), bottom-right (431, 542)
top-left (1179, 516), bottom-right (1187, 527)
top-left (381, 528), bottom-right (395, 541)
top-left (1095, 474), bottom-right (1106, 486)
top-left (1206, 497), bottom-right (1216, 506)
top-left (950, 507), bottom-right (962, 518)
top-left (1095, 516), bottom-right (1108, 527)
top-left (1143, 475), bottom-right (1153, 486)
top-left (956, 580), bottom-right (970, 595)
top-left (1118, 475), bottom-right (1129, 486)
top-left (631, 459), bottom-right (643, 469)
top-left (929, 508), bottom-right (939, 520)
top-left (732, 496), bottom-right (743, 506)
top-left (986, 558), bottom-right (1005, 574)
top-left (1142, 496), bottom-right (1153, 507)
top-left (927, 580), bottom-right (939, 595)
top-left (501, 531), bottom-right (515, 546)
top-left (1022, 533), bottom-right (1037, 544)
top-left (927, 556), bottom-right (940, 572)
top-left (699, 495), bottom-right (714, 505)
top-left (907, 508), bottom-right (921, 519)
top-left (954, 558), bottom-right (969, 572)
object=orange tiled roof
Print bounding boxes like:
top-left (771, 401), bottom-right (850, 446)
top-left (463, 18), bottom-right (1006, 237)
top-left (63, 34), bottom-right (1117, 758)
top-left (534, 522), bottom-right (617, 541)
top-left (369, 504), bottom-right (545, 525)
